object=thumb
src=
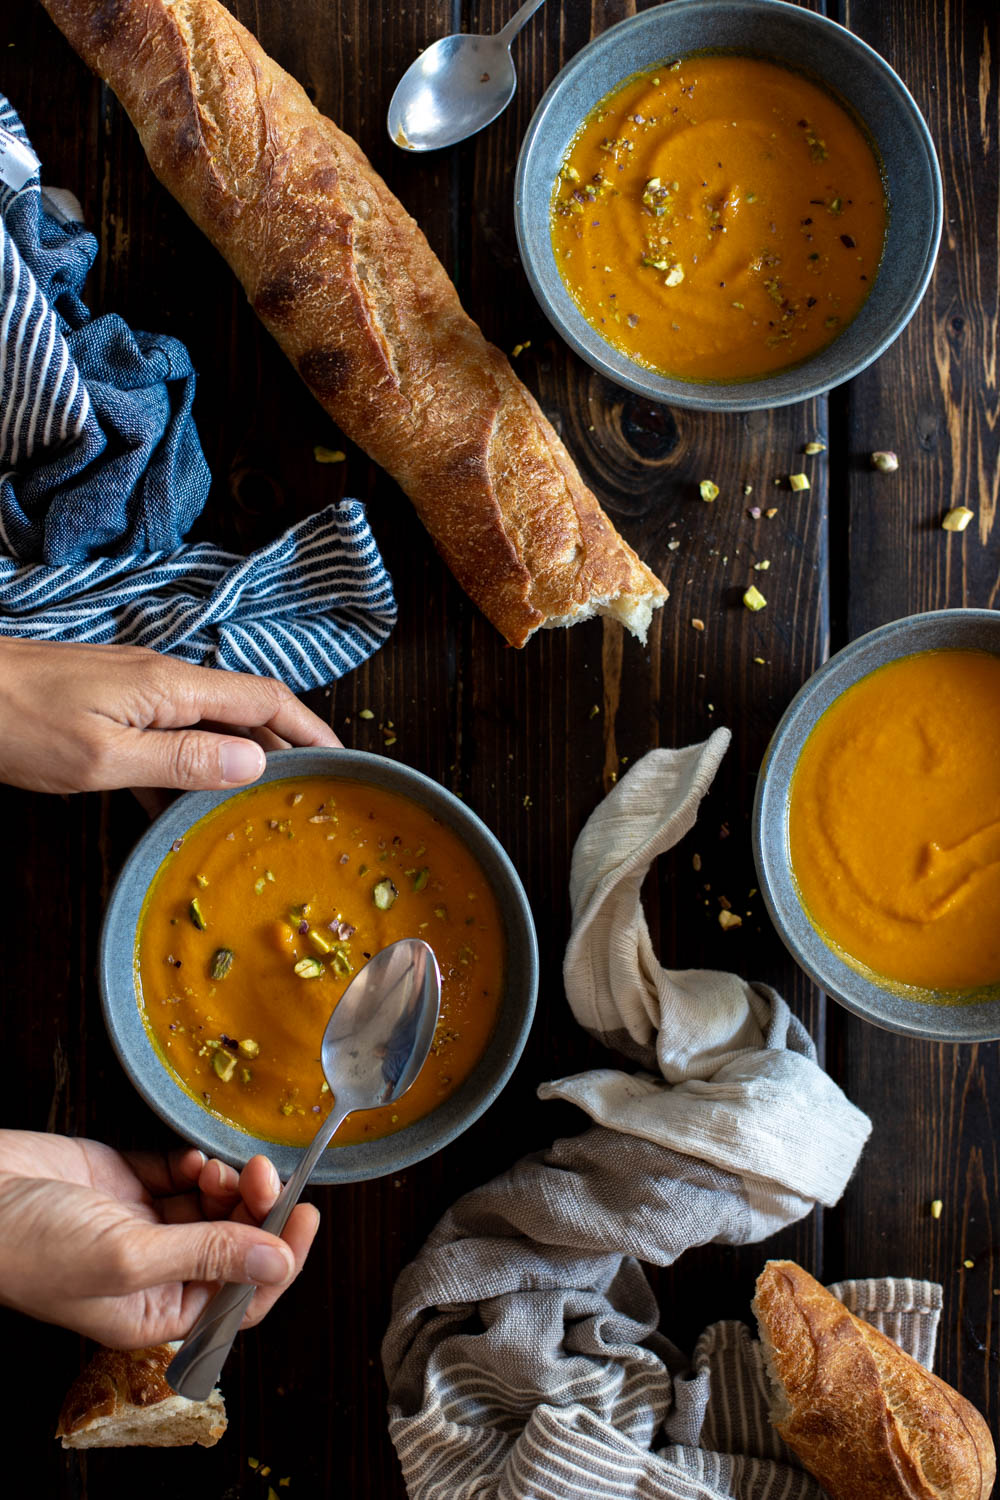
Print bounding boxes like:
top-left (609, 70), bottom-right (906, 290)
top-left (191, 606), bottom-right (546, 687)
top-left (116, 727), bottom-right (266, 791)
top-left (129, 1219), bottom-right (295, 1290)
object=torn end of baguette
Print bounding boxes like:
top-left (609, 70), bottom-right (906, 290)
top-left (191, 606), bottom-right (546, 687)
top-left (56, 1343), bottom-right (227, 1449)
top-left (537, 585), bottom-right (668, 644)
top-left (753, 1260), bottom-right (996, 1500)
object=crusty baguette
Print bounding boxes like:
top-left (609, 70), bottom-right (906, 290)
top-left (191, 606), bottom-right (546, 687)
top-left (753, 1260), bottom-right (996, 1500)
top-left (56, 1342), bottom-right (227, 1449)
top-left (36, 0), bottom-right (667, 647)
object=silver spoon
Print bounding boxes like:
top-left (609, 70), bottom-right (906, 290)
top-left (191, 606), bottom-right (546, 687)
top-left (166, 937), bottom-right (441, 1401)
top-left (388, 0), bottom-right (548, 152)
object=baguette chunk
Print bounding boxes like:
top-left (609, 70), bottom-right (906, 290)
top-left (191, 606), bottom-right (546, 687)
top-left (753, 1260), bottom-right (995, 1500)
top-left (56, 1343), bottom-right (226, 1449)
top-left (37, 0), bottom-right (668, 646)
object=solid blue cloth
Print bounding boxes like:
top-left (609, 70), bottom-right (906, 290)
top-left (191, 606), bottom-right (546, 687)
top-left (0, 94), bottom-right (396, 687)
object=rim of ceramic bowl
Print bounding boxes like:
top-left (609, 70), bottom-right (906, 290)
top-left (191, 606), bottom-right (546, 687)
top-left (752, 610), bottom-right (1000, 1042)
top-left (100, 748), bottom-right (539, 1182)
top-left (514, 0), bottom-right (944, 413)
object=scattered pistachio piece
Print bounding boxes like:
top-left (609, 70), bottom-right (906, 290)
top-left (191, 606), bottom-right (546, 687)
top-left (510, 341), bottom-right (531, 357)
top-left (373, 877), bottom-right (398, 910)
top-left (718, 910), bottom-right (743, 930)
top-left (210, 948), bottom-right (234, 981)
top-left (195, 874), bottom-right (209, 889)
top-left (753, 559), bottom-right (771, 571)
top-left (293, 957), bottom-right (324, 979)
top-left (314, 445), bottom-right (346, 463)
top-left (309, 928), bottom-right (334, 955)
top-left (239, 1038), bottom-right (260, 1059)
top-left (691, 618), bottom-right (706, 631)
top-left (667, 539), bottom-right (681, 551)
top-left (942, 506), bottom-right (974, 532)
top-left (964, 1259), bottom-right (975, 1269)
top-left (754, 656), bottom-right (766, 664)
top-left (870, 450), bottom-right (899, 473)
top-left (930, 1199), bottom-right (943, 1219)
top-left (803, 440), bottom-right (826, 455)
top-left (412, 867), bottom-right (430, 892)
top-left (589, 704), bottom-right (600, 719)
top-left (699, 479), bottom-right (719, 502)
top-left (742, 584), bottom-right (767, 612)
top-left (744, 483), bottom-right (753, 495)
top-left (788, 472), bottom-right (810, 491)
top-left (189, 897), bottom-right (207, 930)
top-left (358, 708), bottom-right (375, 720)
top-left (212, 1050), bottom-right (237, 1082)
top-left (254, 876), bottom-right (267, 895)
top-left (664, 264), bottom-right (685, 286)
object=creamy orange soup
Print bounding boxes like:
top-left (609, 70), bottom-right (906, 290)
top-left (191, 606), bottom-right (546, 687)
top-left (137, 777), bottom-right (505, 1146)
top-left (788, 651), bottom-right (1000, 993)
top-left (551, 54), bottom-right (887, 381)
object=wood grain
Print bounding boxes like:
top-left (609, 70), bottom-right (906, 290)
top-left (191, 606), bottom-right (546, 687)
top-left (2, 0), bottom-right (997, 1493)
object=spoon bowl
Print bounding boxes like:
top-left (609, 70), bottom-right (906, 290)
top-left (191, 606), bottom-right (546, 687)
top-left (388, 0), bottom-right (547, 152)
top-left (167, 939), bottom-right (441, 1399)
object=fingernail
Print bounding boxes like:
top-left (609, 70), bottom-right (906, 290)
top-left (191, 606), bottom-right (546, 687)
top-left (246, 1244), bottom-right (291, 1285)
top-left (220, 740), bottom-right (265, 784)
top-left (268, 1162), bottom-right (281, 1196)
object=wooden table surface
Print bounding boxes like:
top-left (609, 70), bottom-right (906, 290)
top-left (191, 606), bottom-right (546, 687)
top-left (4, 0), bottom-right (998, 1493)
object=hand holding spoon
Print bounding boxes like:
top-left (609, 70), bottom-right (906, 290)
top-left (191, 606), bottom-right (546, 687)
top-left (167, 938), bottom-right (441, 1400)
top-left (387, 0), bottom-right (548, 152)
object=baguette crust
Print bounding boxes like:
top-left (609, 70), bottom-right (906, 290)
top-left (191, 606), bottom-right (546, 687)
top-left (56, 1343), bottom-right (227, 1448)
top-left (753, 1261), bottom-right (995, 1500)
top-left (37, 0), bottom-right (667, 646)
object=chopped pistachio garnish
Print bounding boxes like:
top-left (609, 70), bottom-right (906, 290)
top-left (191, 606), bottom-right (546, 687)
top-left (308, 928), bottom-right (334, 955)
top-left (871, 450), bottom-right (899, 473)
top-left (293, 957), bottom-right (324, 979)
top-left (664, 264), bottom-right (685, 287)
top-left (788, 473), bottom-right (810, 491)
top-left (239, 1038), bottom-right (260, 1059)
top-left (254, 876), bottom-right (267, 895)
top-left (240, 1067), bottom-right (252, 1085)
top-left (412, 867), bottom-right (430, 892)
top-left (210, 948), bottom-right (234, 980)
top-left (358, 708), bottom-right (375, 720)
top-left (373, 877), bottom-right (398, 910)
top-left (718, 910), bottom-right (743, 930)
top-left (930, 1198), bottom-right (943, 1219)
top-left (314, 445), bottom-right (346, 463)
top-left (189, 897), bottom-right (207, 930)
top-left (803, 441), bottom-right (826, 455)
top-left (699, 480), bottom-right (719, 503)
top-left (434, 905), bottom-right (448, 920)
top-left (280, 1102), bottom-right (296, 1116)
top-left (942, 506), bottom-right (974, 532)
top-left (753, 559), bottom-right (770, 571)
top-left (742, 584), bottom-right (767, 612)
top-left (212, 1050), bottom-right (237, 1082)
top-left (195, 874), bottom-right (209, 889)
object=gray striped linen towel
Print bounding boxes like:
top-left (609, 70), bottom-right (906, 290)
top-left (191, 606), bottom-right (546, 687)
top-left (382, 732), bottom-right (929, 1499)
top-left (0, 97), bottom-right (395, 689)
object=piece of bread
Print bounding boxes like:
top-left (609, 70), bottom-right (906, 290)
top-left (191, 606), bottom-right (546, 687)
top-left (56, 1342), bottom-right (227, 1448)
top-left (753, 1260), bottom-right (995, 1500)
top-left (37, 0), bottom-right (668, 648)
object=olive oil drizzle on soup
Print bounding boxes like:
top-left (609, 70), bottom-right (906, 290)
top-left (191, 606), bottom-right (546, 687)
top-left (551, 54), bottom-right (887, 382)
top-left (137, 778), bottom-right (505, 1147)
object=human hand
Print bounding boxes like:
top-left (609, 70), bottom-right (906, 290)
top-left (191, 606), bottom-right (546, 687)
top-left (0, 1131), bottom-right (319, 1347)
top-left (0, 638), bottom-right (340, 796)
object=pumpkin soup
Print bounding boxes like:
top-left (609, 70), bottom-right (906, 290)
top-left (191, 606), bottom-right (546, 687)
top-left (788, 650), bottom-right (1000, 993)
top-left (137, 777), bottom-right (505, 1146)
top-left (551, 54), bottom-right (887, 381)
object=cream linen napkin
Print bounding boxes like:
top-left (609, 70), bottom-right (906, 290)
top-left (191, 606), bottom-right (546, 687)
top-left (384, 734), bottom-right (895, 1500)
top-left (544, 728), bottom-right (872, 1213)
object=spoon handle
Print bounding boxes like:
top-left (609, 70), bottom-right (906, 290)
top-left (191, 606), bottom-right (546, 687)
top-left (496, 0), bottom-right (547, 47)
top-left (166, 1106), bottom-right (348, 1401)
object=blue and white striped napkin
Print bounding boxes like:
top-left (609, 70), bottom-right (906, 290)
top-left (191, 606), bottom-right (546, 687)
top-left (0, 95), bottom-right (396, 689)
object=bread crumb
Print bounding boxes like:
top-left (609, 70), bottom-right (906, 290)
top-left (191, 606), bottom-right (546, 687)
top-left (718, 910), bottom-right (742, 930)
top-left (691, 618), bottom-right (705, 631)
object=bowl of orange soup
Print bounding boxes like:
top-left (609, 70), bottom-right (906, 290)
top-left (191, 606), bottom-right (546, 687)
top-left (753, 611), bottom-right (1000, 1042)
top-left (100, 749), bottom-right (538, 1182)
top-left (515, 0), bottom-right (942, 410)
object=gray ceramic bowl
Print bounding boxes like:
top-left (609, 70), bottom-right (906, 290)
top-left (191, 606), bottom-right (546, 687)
top-left (101, 749), bottom-right (538, 1182)
top-left (515, 0), bottom-right (943, 412)
top-left (753, 611), bottom-right (1000, 1042)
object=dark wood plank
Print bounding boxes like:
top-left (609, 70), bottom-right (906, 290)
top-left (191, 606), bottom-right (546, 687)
top-left (829, 0), bottom-right (1000, 1444)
